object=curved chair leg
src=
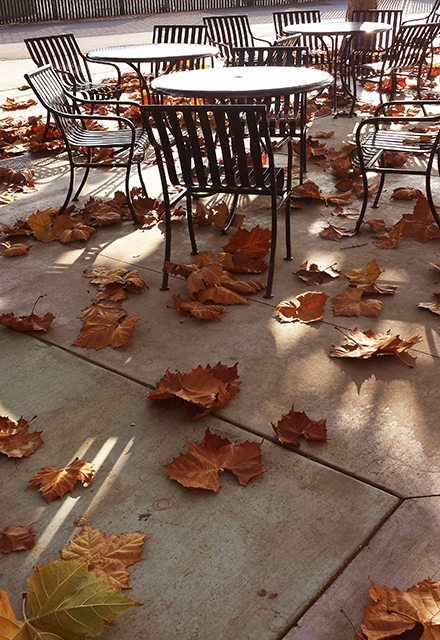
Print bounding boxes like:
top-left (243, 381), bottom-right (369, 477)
top-left (186, 193), bottom-right (198, 255)
top-left (220, 193), bottom-right (239, 235)
top-left (264, 189), bottom-right (278, 299)
top-left (137, 163), bottom-right (148, 198)
top-left (73, 149), bottom-right (91, 201)
top-left (58, 163), bottom-right (75, 215)
top-left (284, 140), bottom-right (293, 261)
top-left (426, 170), bottom-right (440, 228)
top-left (372, 169), bottom-right (385, 208)
top-left (43, 111), bottom-right (51, 140)
top-left (355, 169), bottom-right (370, 232)
top-left (125, 164), bottom-right (138, 225)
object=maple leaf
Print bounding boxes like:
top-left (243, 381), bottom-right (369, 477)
top-left (222, 225), bottom-right (271, 258)
top-left (73, 301), bottom-right (139, 350)
top-left (374, 221), bottom-right (404, 250)
top-left (331, 288), bottom-right (383, 317)
top-left (272, 405), bottom-right (327, 447)
top-left (293, 261), bottom-right (340, 285)
top-left (0, 414), bottom-right (43, 458)
top-left (398, 196), bottom-right (440, 243)
top-left (27, 458), bottom-right (94, 502)
top-left (172, 294), bottom-right (224, 320)
top-left (275, 292), bottom-right (328, 323)
top-left (196, 285), bottom-right (249, 306)
top-left (0, 524), bottom-right (35, 554)
top-left (361, 578), bottom-right (440, 640)
top-left (187, 262), bottom-right (224, 298)
top-left (1, 97), bottom-right (36, 110)
top-left (418, 300), bottom-right (440, 315)
top-left (0, 167), bottom-right (34, 185)
top-left (335, 178), bottom-right (356, 192)
top-left (224, 252), bottom-right (269, 273)
top-left (9, 559), bottom-right (140, 639)
top-left (27, 209), bottom-right (73, 243)
top-left (147, 362), bottom-right (240, 420)
top-left (319, 222), bottom-right (357, 241)
top-left (163, 428), bottom-right (263, 492)
top-left (330, 327), bottom-right (422, 360)
top-left (2, 241), bottom-right (31, 256)
top-left (391, 186), bottom-right (423, 200)
top-left (349, 282), bottom-right (397, 295)
top-left (220, 273), bottom-right (265, 295)
top-left (292, 180), bottom-right (322, 199)
top-left (61, 525), bottom-right (147, 590)
top-left (0, 310), bottom-right (55, 332)
top-left (84, 267), bottom-right (148, 301)
top-left (344, 260), bottom-right (382, 284)
top-left (364, 218), bottom-right (387, 233)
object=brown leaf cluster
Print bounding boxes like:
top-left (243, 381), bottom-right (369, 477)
top-left (272, 405), bottom-right (327, 447)
top-left (163, 428), bottom-right (263, 491)
top-left (0, 415), bottom-right (43, 458)
top-left (1, 97), bottom-right (37, 111)
top-left (330, 327), bottom-right (422, 360)
top-left (84, 267), bottom-right (148, 301)
top-left (0, 524), bottom-right (36, 554)
top-left (1, 241), bottom-right (31, 257)
top-left (0, 114), bottom-right (63, 159)
top-left (73, 301), bottom-right (139, 350)
top-left (27, 458), bottom-right (94, 502)
top-left (192, 201), bottom-right (244, 229)
top-left (0, 167), bottom-right (34, 186)
top-left (275, 292), bottom-right (328, 323)
top-left (61, 524), bottom-right (148, 590)
top-left (147, 362), bottom-right (240, 420)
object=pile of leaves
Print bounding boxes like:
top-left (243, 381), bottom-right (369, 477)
top-left (0, 166), bottom-right (36, 205)
top-left (0, 114), bottom-right (63, 159)
top-left (0, 414), bottom-right (42, 458)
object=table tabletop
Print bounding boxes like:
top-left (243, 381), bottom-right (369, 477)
top-left (285, 20), bottom-right (392, 37)
top-left (88, 43), bottom-right (219, 63)
top-left (151, 65), bottom-right (332, 99)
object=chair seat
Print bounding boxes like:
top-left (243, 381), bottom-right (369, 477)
top-left (68, 128), bottom-right (149, 163)
top-left (352, 129), bottom-right (437, 169)
top-left (69, 79), bottom-right (120, 96)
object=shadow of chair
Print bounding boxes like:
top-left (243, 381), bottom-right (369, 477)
top-left (272, 10), bottom-right (330, 68)
top-left (351, 99), bottom-right (440, 230)
top-left (229, 46), bottom-right (309, 183)
top-left (203, 15), bottom-right (273, 64)
top-left (142, 103), bottom-right (292, 298)
top-left (344, 21), bottom-right (440, 113)
top-left (24, 33), bottom-right (123, 135)
top-left (25, 65), bottom-right (149, 224)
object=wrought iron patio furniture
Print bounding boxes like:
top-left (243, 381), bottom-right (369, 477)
top-left (142, 103), bottom-right (292, 298)
top-left (272, 10), bottom-right (330, 67)
top-left (229, 46), bottom-right (309, 181)
top-left (351, 22), bottom-right (440, 108)
top-left (203, 15), bottom-right (272, 63)
top-left (151, 24), bottom-right (213, 77)
top-left (351, 99), bottom-right (440, 230)
top-left (403, 0), bottom-right (440, 24)
top-left (24, 65), bottom-right (150, 224)
top-left (24, 33), bottom-right (123, 135)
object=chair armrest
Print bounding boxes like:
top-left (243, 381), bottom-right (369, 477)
top-left (273, 34), bottom-right (300, 46)
top-left (85, 57), bottom-right (122, 86)
top-left (374, 99), bottom-right (440, 116)
top-left (253, 35), bottom-right (275, 46)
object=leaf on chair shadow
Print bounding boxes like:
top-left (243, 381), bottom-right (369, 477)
top-left (0, 524), bottom-right (36, 554)
top-left (163, 428), bottom-right (263, 491)
top-left (84, 267), bottom-right (148, 301)
top-left (27, 208), bottom-right (94, 243)
top-left (27, 458), bottom-right (95, 502)
top-left (275, 292), bottom-right (328, 323)
top-left (147, 363), bottom-right (240, 420)
top-left (172, 294), bottom-right (224, 321)
top-left (0, 414), bottom-right (43, 459)
top-left (331, 288), bottom-right (383, 317)
top-left (272, 405), bottom-right (327, 447)
top-left (364, 218), bottom-right (387, 233)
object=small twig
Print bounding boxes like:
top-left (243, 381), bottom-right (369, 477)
top-left (30, 295), bottom-right (45, 316)
top-left (394, 351), bottom-right (414, 368)
top-left (340, 608), bottom-right (357, 633)
top-left (340, 243), bottom-right (368, 250)
top-left (16, 415), bottom-right (37, 435)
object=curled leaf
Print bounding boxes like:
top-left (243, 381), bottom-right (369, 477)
top-left (275, 292), bottom-right (328, 323)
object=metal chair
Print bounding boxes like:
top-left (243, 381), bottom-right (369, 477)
top-left (24, 65), bottom-right (149, 224)
top-left (272, 10), bottom-right (330, 67)
top-left (403, 0), bottom-right (440, 24)
top-left (229, 46), bottom-right (309, 182)
top-left (142, 103), bottom-right (292, 298)
top-left (351, 22), bottom-right (440, 108)
top-left (152, 24), bottom-right (213, 76)
top-left (203, 15), bottom-right (272, 64)
top-left (351, 99), bottom-right (440, 230)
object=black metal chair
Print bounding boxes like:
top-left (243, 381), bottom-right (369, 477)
top-left (203, 15), bottom-right (272, 64)
top-left (229, 46), bottom-right (309, 182)
top-left (142, 104), bottom-right (292, 298)
top-left (24, 65), bottom-right (149, 224)
top-left (272, 10), bottom-right (330, 68)
top-left (351, 22), bottom-right (440, 108)
top-left (351, 99), bottom-right (440, 230)
top-left (403, 0), bottom-right (440, 24)
top-left (152, 24), bottom-right (213, 77)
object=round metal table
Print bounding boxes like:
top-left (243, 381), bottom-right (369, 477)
top-left (284, 21), bottom-right (392, 115)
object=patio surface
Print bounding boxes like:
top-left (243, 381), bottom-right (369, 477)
top-left (1, 2), bottom-right (440, 639)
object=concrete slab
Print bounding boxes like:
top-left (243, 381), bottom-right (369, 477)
top-left (285, 496), bottom-right (440, 639)
top-left (0, 332), bottom-right (397, 640)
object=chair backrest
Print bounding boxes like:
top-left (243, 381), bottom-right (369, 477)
top-left (24, 34), bottom-right (91, 87)
top-left (427, 0), bottom-right (440, 22)
top-left (351, 9), bottom-right (402, 50)
top-left (230, 45), bottom-right (308, 69)
top-left (272, 10), bottom-right (320, 39)
top-left (144, 104), bottom-right (275, 193)
top-left (385, 21), bottom-right (440, 70)
top-left (203, 15), bottom-right (255, 51)
top-left (152, 24), bottom-right (208, 44)
top-left (24, 65), bottom-right (83, 144)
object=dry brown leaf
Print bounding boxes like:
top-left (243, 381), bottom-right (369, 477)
top-left (172, 294), bottom-right (224, 321)
top-left (293, 261), bottom-right (340, 285)
top-left (222, 225), bottom-right (271, 257)
top-left (364, 218), bottom-right (387, 233)
top-left (332, 206), bottom-right (360, 219)
top-left (331, 288), bottom-right (383, 317)
top-left (0, 310), bottom-right (55, 332)
top-left (187, 262), bottom-right (224, 298)
top-left (0, 415), bottom-right (43, 458)
top-left (319, 223), bottom-right (357, 241)
top-left (349, 282), bottom-right (397, 295)
top-left (391, 187), bottom-right (423, 200)
top-left (163, 428), bottom-right (263, 492)
top-left (330, 327), bottom-right (422, 360)
top-left (314, 131), bottom-right (334, 138)
top-left (275, 291), bottom-right (328, 323)
top-left (2, 241), bottom-right (31, 256)
top-left (196, 285), bottom-right (249, 306)
top-left (147, 362), bottom-right (240, 420)
top-left (27, 458), bottom-right (94, 502)
top-left (344, 259), bottom-right (382, 284)
top-left (0, 524), bottom-right (36, 554)
top-left (0, 167), bottom-right (34, 185)
top-left (334, 178), bottom-right (356, 192)
top-left (73, 302), bottom-right (139, 350)
top-left (292, 180), bottom-right (322, 199)
top-left (418, 300), bottom-right (440, 315)
top-left (272, 405), bottom-right (327, 447)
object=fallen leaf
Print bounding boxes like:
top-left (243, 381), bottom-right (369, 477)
top-left (349, 282), bottom-right (397, 295)
top-left (147, 362), bottom-right (240, 420)
top-left (61, 525), bottom-right (147, 590)
top-left (275, 292), bottom-right (328, 323)
top-left (73, 301), bottom-right (139, 350)
top-left (272, 405), bottom-right (327, 447)
top-left (344, 259), bottom-right (382, 284)
top-left (418, 301), bottom-right (440, 315)
top-left (1, 97), bottom-right (36, 110)
top-left (0, 167), bottom-right (34, 185)
top-left (330, 327), bottom-right (422, 360)
top-left (314, 131), bottom-right (334, 138)
top-left (293, 261), bottom-right (340, 285)
top-left (331, 288), bottom-right (383, 317)
top-left (292, 180), bottom-right (322, 199)
top-left (0, 310), bottom-right (55, 332)
top-left (222, 225), bottom-right (271, 258)
top-left (391, 187), bottom-right (423, 200)
top-left (163, 428), bottom-right (263, 491)
top-left (172, 294), bottom-right (224, 320)
top-left (334, 178), bottom-right (356, 192)
top-left (364, 218), bottom-right (387, 233)
top-left (0, 414), bottom-right (43, 458)
top-left (27, 458), bottom-right (95, 502)
top-left (2, 241), bottom-right (31, 256)
top-left (84, 267), bottom-right (148, 301)
top-left (196, 285), bottom-right (249, 306)
top-left (319, 223), bottom-right (357, 241)
top-left (0, 524), bottom-right (35, 554)
top-left (332, 206), bottom-right (360, 219)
